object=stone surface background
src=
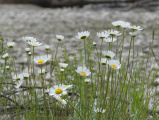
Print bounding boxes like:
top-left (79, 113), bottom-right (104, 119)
top-left (0, 4), bottom-right (159, 118)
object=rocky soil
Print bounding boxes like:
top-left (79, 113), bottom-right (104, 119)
top-left (0, 4), bottom-right (159, 119)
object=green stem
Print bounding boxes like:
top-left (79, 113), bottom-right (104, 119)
top-left (61, 72), bottom-right (63, 85)
top-left (84, 38), bottom-right (87, 64)
top-left (66, 101), bottom-right (84, 120)
top-left (111, 35), bottom-right (113, 50)
top-left (119, 28), bottom-right (125, 62)
top-left (33, 47), bottom-right (35, 76)
top-left (100, 38), bottom-right (103, 59)
top-left (127, 37), bottom-right (133, 70)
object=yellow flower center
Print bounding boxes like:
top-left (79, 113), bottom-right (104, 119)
top-left (80, 71), bottom-right (86, 76)
top-left (111, 65), bottom-right (117, 69)
top-left (55, 88), bottom-right (63, 94)
top-left (64, 85), bottom-right (67, 87)
top-left (31, 43), bottom-right (37, 45)
top-left (58, 98), bottom-right (63, 101)
top-left (37, 60), bottom-right (45, 64)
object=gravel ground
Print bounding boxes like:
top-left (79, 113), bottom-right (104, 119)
top-left (0, 4), bottom-right (159, 118)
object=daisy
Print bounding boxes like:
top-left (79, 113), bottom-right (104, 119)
top-left (120, 22), bottom-right (131, 29)
top-left (75, 66), bottom-right (91, 77)
top-left (128, 25), bottom-right (143, 31)
top-left (93, 42), bottom-right (97, 46)
top-left (102, 50), bottom-right (115, 59)
top-left (46, 84), bottom-right (68, 97)
top-left (112, 20), bottom-right (125, 27)
top-left (6, 66), bottom-right (10, 70)
top-left (38, 69), bottom-right (46, 74)
top-left (34, 55), bottom-right (48, 64)
top-left (45, 45), bottom-right (50, 50)
top-left (97, 32), bottom-right (109, 39)
top-left (94, 108), bottom-right (106, 113)
top-left (55, 97), bottom-right (67, 106)
top-left (56, 35), bottom-right (64, 41)
top-left (22, 73), bottom-right (29, 79)
top-left (60, 68), bottom-right (65, 72)
top-left (85, 78), bottom-right (91, 83)
top-left (105, 29), bottom-right (121, 36)
top-left (15, 79), bottom-right (23, 89)
top-left (7, 42), bottom-right (15, 48)
top-left (103, 37), bottom-right (117, 43)
top-left (59, 63), bottom-right (68, 69)
top-left (12, 74), bottom-right (23, 81)
top-left (28, 52), bottom-right (31, 56)
top-left (76, 31), bottom-right (90, 39)
top-left (25, 48), bottom-right (30, 52)
top-left (108, 60), bottom-right (121, 69)
top-left (22, 36), bottom-right (37, 43)
top-left (27, 40), bottom-right (42, 47)
top-left (2, 53), bottom-right (9, 59)
top-left (129, 32), bottom-right (138, 37)
top-left (101, 58), bottom-right (107, 65)
top-left (61, 85), bottom-right (73, 89)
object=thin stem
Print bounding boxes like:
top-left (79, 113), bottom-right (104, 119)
top-left (32, 46), bottom-right (35, 76)
top-left (66, 101), bottom-right (84, 120)
top-left (84, 38), bottom-right (87, 63)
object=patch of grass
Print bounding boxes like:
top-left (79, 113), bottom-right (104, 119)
top-left (0, 21), bottom-right (158, 120)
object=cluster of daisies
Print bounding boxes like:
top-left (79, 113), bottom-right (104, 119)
top-left (1, 20), bottom-right (143, 113)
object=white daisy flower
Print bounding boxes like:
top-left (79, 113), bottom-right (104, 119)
top-left (85, 79), bottom-right (91, 83)
top-left (15, 79), bottom-right (23, 89)
top-left (25, 48), bottom-right (30, 52)
top-left (97, 32), bottom-right (109, 39)
top-left (105, 29), bottom-right (122, 36)
top-left (103, 37), bottom-right (117, 43)
top-left (7, 42), bottom-right (15, 48)
top-left (27, 40), bottom-right (42, 47)
top-left (6, 66), bottom-right (10, 70)
top-left (60, 68), bottom-right (65, 72)
top-left (62, 85), bottom-right (73, 89)
top-left (56, 35), bottom-right (64, 41)
top-left (38, 69), bottom-right (46, 74)
top-left (112, 20), bottom-right (125, 27)
top-left (76, 31), bottom-right (90, 39)
top-left (2, 53), bottom-right (9, 59)
top-left (101, 58), bottom-right (107, 65)
top-left (55, 97), bottom-right (67, 106)
top-left (22, 73), bottom-right (29, 79)
top-left (108, 60), bottom-right (121, 69)
top-left (34, 55), bottom-right (48, 64)
top-left (93, 42), bottom-right (97, 46)
top-left (129, 32), bottom-right (138, 37)
top-left (22, 36), bottom-right (37, 43)
top-left (59, 63), bottom-right (68, 69)
top-left (46, 84), bottom-right (68, 97)
top-left (75, 66), bottom-right (91, 77)
top-left (12, 74), bottom-right (23, 81)
top-left (120, 22), bottom-right (131, 29)
top-left (102, 50), bottom-right (115, 59)
top-left (94, 108), bottom-right (106, 113)
top-left (45, 45), bottom-right (50, 50)
top-left (28, 52), bottom-right (31, 56)
top-left (128, 25), bottom-right (143, 31)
